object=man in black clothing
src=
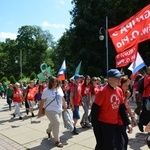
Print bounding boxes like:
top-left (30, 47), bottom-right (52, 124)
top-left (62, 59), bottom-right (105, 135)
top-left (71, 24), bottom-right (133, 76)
top-left (91, 69), bottom-right (132, 150)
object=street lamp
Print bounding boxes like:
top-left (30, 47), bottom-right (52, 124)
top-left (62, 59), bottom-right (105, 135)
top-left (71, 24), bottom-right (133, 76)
top-left (15, 49), bottom-right (22, 81)
top-left (99, 16), bottom-right (109, 73)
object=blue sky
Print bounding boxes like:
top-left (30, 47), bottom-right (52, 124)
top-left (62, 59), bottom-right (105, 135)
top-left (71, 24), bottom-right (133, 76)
top-left (0, 0), bottom-right (73, 42)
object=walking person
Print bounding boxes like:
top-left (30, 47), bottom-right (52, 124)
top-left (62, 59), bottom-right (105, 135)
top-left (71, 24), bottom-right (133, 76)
top-left (80, 75), bottom-right (92, 128)
top-left (12, 82), bottom-right (23, 120)
top-left (132, 74), bottom-right (143, 119)
top-left (88, 77), bottom-right (102, 122)
top-left (35, 80), bottom-right (47, 108)
top-left (38, 76), bottom-right (67, 148)
top-left (6, 84), bottom-right (13, 111)
top-left (138, 66), bottom-right (150, 132)
top-left (25, 81), bottom-right (38, 117)
top-left (62, 79), bottom-right (71, 109)
top-left (0, 83), bottom-right (4, 98)
top-left (119, 75), bottom-right (136, 150)
top-left (2, 82), bottom-right (7, 98)
top-left (91, 69), bottom-right (132, 150)
top-left (70, 74), bottom-right (83, 135)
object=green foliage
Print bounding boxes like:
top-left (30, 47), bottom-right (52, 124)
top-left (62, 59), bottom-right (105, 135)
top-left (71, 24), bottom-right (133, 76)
top-left (18, 74), bottom-right (26, 82)
top-left (9, 76), bottom-right (16, 84)
top-left (56, 0), bottom-right (150, 77)
top-left (0, 77), bottom-right (8, 83)
top-left (30, 72), bottom-right (37, 80)
top-left (0, 2), bottom-right (150, 79)
top-left (21, 77), bottom-right (31, 84)
top-left (0, 26), bottom-right (54, 79)
top-left (16, 25), bottom-right (54, 77)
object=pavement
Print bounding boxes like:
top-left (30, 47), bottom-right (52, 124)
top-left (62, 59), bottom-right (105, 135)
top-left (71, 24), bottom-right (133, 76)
top-left (0, 97), bottom-right (149, 150)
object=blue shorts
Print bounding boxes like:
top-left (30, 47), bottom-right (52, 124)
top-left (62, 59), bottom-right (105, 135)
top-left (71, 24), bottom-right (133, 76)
top-left (73, 106), bottom-right (80, 119)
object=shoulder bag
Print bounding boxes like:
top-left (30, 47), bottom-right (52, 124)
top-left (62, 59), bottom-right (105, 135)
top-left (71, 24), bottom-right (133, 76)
top-left (41, 98), bottom-right (55, 116)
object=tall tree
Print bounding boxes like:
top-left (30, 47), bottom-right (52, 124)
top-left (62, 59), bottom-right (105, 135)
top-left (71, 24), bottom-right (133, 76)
top-left (56, 0), bottom-right (150, 77)
top-left (2, 39), bottom-right (19, 79)
top-left (16, 25), bottom-right (54, 76)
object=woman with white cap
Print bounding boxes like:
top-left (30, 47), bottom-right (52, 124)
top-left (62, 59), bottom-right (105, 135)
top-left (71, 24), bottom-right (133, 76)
top-left (12, 82), bottom-right (23, 120)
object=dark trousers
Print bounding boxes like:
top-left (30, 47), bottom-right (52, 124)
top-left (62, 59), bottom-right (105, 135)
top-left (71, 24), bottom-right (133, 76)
top-left (120, 125), bottom-right (128, 150)
top-left (134, 94), bottom-right (142, 116)
top-left (139, 98), bottom-right (150, 126)
top-left (25, 99), bottom-right (29, 110)
top-left (93, 121), bottom-right (122, 150)
top-left (7, 97), bottom-right (12, 110)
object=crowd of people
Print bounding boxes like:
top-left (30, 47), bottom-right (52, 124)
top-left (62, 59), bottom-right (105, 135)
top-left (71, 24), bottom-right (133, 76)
top-left (1, 66), bottom-right (150, 149)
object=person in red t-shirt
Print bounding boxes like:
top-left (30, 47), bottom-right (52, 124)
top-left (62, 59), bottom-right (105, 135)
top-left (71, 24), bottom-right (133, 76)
top-left (138, 66), bottom-right (150, 132)
top-left (80, 75), bottom-right (92, 128)
top-left (35, 80), bottom-right (47, 107)
top-left (70, 74), bottom-right (83, 135)
top-left (91, 69), bottom-right (132, 150)
top-left (88, 77), bottom-right (102, 123)
top-left (91, 77), bottom-right (102, 103)
top-left (25, 81), bottom-right (38, 117)
top-left (12, 82), bottom-right (23, 120)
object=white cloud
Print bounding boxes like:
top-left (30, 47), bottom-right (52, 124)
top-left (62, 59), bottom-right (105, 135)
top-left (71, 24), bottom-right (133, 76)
top-left (41, 21), bottom-right (67, 28)
top-left (0, 32), bottom-right (17, 40)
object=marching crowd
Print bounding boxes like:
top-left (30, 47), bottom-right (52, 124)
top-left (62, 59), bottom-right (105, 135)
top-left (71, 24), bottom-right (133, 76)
top-left (0, 67), bottom-right (150, 149)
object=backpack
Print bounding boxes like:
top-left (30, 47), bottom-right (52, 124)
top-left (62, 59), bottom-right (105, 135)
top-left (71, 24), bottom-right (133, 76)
top-left (138, 77), bottom-right (150, 95)
top-left (137, 78), bottom-right (144, 94)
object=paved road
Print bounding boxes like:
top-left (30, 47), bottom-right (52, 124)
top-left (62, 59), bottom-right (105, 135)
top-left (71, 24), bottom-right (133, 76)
top-left (0, 97), bottom-right (149, 150)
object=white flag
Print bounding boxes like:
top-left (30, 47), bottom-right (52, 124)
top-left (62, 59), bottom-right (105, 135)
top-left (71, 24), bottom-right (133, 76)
top-left (57, 59), bottom-right (66, 81)
top-left (128, 52), bottom-right (146, 75)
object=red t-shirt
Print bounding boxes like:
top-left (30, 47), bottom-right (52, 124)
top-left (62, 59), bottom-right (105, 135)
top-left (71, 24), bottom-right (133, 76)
top-left (91, 85), bottom-right (102, 95)
top-left (143, 75), bottom-right (150, 98)
top-left (13, 88), bottom-right (23, 103)
top-left (133, 82), bottom-right (138, 91)
top-left (70, 83), bottom-right (82, 106)
top-left (26, 86), bottom-right (38, 101)
top-left (95, 84), bottom-right (124, 124)
top-left (81, 84), bottom-right (92, 96)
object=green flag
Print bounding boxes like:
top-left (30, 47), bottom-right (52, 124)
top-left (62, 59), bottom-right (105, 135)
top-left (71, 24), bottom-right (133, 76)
top-left (37, 72), bottom-right (46, 81)
top-left (70, 61), bottom-right (82, 79)
top-left (37, 66), bottom-right (52, 81)
top-left (75, 61), bottom-right (82, 74)
top-left (44, 66), bottom-right (52, 77)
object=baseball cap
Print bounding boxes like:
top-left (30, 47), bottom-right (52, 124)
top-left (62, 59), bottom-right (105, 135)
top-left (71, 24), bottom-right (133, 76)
top-left (107, 69), bottom-right (123, 78)
top-left (74, 74), bottom-right (83, 80)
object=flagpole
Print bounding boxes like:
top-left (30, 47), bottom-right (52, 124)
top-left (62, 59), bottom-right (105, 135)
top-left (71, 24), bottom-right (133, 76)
top-left (106, 16), bottom-right (109, 73)
top-left (65, 59), bottom-right (67, 80)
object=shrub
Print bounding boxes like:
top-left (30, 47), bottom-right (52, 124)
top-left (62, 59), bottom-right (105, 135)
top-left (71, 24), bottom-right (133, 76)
top-left (30, 72), bottom-right (37, 80)
top-left (9, 76), bottom-right (16, 84)
top-left (0, 77), bottom-right (8, 83)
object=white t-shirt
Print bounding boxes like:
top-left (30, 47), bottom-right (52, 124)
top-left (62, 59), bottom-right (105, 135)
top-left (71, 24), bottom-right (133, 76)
top-left (42, 87), bottom-right (64, 113)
